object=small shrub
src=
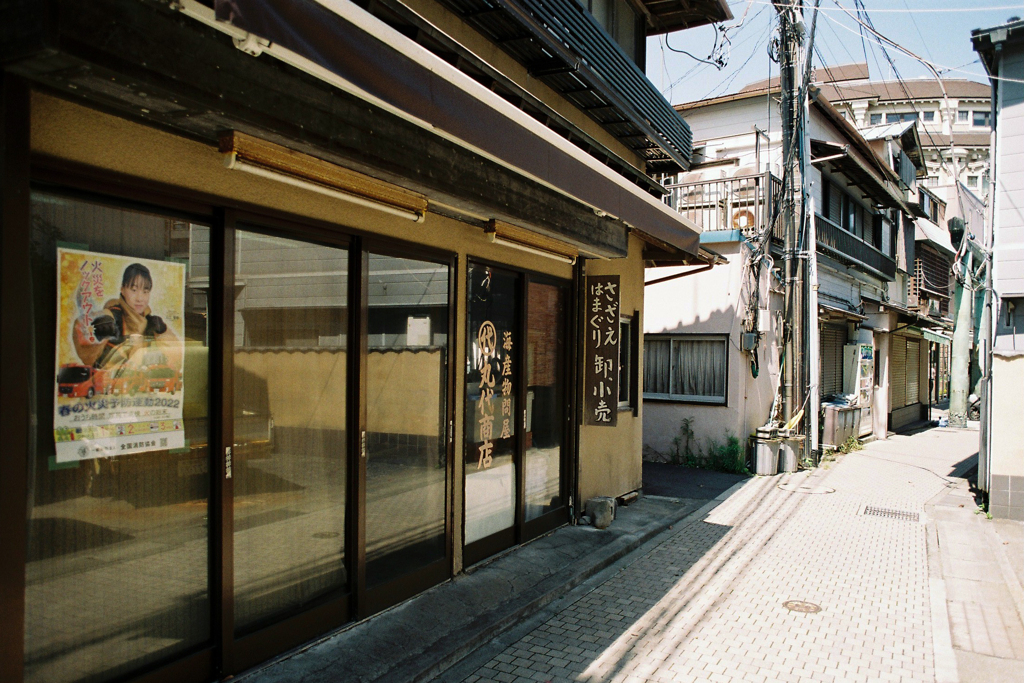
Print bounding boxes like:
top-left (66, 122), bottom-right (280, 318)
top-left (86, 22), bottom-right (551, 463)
top-left (837, 436), bottom-right (862, 454)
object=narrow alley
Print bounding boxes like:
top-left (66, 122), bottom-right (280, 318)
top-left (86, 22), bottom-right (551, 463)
top-left (438, 426), bottom-right (1022, 683)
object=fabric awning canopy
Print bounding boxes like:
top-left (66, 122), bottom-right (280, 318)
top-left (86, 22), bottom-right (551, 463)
top-left (810, 140), bottom-right (911, 213)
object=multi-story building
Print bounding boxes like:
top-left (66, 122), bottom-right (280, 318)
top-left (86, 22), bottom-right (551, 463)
top-left (820, 71), bottom-right (992, 194)
top-left (642, 82), bottom-right (932, 464)
top-left (0, 0), bottom-right (731, 681)
top-left (973, 18), bottom-right (1024, 521)
top-left (742, 64), bottom-right (993, 197)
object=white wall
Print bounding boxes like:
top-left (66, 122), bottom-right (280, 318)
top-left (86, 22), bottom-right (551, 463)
top-left (643, 240), bottom-right (782, 460)
top-left (994, 46), bottom-right (1024, 298)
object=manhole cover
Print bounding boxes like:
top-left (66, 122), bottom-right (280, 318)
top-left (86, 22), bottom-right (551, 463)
top-left (783, 600), bottom-right (822, 613)
top-left (777, 483), bottom-right (835, 494)
top-left (312, 531), bottom-right (340, 539)
top-left (862, 506), bottom-right (919, 522)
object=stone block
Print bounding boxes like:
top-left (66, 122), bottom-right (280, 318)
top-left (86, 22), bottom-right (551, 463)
top-left (585, 497), bottom-right (616, 529)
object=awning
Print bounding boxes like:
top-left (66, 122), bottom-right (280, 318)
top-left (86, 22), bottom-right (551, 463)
top-left (810, 140), bottom-right (911, 213)
top-left (639, 0), bottom-right (733, 35)
top-left (819, 301), bottom-right (867, 321)
top-left (212, 0), bottom-right (700, 258)
top-left (922, 329), bottom-right (951, 345)
top-left (915, 220), bottom-right (956, 257)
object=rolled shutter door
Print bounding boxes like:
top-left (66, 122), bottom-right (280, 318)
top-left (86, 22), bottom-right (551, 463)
top-left (906, 339), bottom-right (920, 404)
top-left (820, 325), bottom-right (847, 396)
top-left (891, 336), bottom-right (907, 408)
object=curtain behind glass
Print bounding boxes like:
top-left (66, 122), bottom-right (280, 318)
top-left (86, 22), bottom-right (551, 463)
top-left (672, 339), bottom-right (726, 400)
top-left (643, 339), bottom-right (671, 394)
top-left (232, 229), bottom-right (348, 632)
top-left (25, 194), bottom-right (211, 683)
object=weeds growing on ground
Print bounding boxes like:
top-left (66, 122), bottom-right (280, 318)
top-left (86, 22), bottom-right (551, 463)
top-left (670, 419), bottom-right (749, 474)
top-left (836, 436), bottom-right (863, 454)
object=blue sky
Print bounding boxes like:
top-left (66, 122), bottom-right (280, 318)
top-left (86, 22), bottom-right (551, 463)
top-left (646, 0), bottom-right (1019, 105)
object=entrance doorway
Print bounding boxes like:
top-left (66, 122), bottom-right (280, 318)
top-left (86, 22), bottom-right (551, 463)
top-left (463, 262), bottom-right (571, 566)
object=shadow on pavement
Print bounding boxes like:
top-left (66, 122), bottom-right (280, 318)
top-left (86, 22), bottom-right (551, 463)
top-left (642, 461), bottom-right (749, 499)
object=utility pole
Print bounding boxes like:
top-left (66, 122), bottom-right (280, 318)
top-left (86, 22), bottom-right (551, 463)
top-left (949, 244), bottom-right (973, 428)
top-left (775, 0), bottom-right (808, 441)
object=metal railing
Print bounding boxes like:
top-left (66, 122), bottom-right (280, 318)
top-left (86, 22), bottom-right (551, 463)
top-left (663, 171), bottom-right (782, 238)
top-left (813, 214), bottom-right (897, 280)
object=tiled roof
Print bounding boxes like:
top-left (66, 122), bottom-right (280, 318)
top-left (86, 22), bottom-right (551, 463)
top-left (819, 79), bottom-right (990, 103)
top-left (919, 131), bottom-right (991, 148)
top-left (740, 62), bottom-right (870, 93)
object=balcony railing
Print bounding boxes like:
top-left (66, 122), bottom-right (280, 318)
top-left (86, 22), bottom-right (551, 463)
top-left (812, 215), bottom-right (897, 281)
top-left (663, 171), bottom-right (782, 238)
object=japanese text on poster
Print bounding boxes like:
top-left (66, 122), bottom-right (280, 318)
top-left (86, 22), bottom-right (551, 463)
top-left (584, 275), bottom-right (619, 426)
top-left (54, 248), bottom-right (187, 462)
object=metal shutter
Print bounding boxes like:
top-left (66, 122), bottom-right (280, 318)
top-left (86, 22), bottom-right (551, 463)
top-left (906, 339), bottom-right (920, 404)
top-left (891, 336), bottom-right (907, 408)
top-left (820, 325), bottom-right (847, 396)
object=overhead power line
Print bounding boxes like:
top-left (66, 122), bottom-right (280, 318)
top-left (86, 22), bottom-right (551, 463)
top-left (744, 1), bottom-right (1023, 13)
top-left (821, 5), bottom-right (1024, 84)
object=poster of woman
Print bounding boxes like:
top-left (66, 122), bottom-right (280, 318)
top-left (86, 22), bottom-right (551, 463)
top-left (54, 248), bottom-right (187, 462)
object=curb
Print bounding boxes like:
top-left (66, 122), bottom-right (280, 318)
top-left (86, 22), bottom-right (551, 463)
top-left (398, 481), bottom-right (753, 683)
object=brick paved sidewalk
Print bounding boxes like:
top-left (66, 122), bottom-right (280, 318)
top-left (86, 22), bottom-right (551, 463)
top-left (451, 431), bottom-right (988, 683)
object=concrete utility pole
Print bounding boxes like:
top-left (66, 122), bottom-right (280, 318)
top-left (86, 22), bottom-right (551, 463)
top-left (949, 231), bottom-right (973, 428)
top-left (775, 0), bottom-right (808, 438)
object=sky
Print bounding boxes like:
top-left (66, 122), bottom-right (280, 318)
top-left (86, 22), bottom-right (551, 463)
top-left (646, 0), bottom-right (1020, 106)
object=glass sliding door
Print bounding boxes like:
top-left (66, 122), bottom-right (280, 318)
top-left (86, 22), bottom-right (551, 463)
top-left (25, 194), bottom-right (211, 683)
top-left (364, 253), bottom-right (450, 597)
top-left (523, 281), bottom-right (567, 527)
top-left (464, 265), bottom-right (520, 552)
top-left (464, 264), bottom-right (569, 564)
top-left (232, 229), bottom-right (348, 632)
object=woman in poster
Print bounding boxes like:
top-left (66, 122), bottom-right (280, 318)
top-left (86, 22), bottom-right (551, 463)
top-left (73, 263), bottom-right (181, 378)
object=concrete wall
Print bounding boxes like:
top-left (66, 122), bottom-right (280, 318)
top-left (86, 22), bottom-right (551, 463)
top-left (642, 239), bottom-right (782, 462)
top-left (994, 44), bottom-right (1024, 297)
top-left (989, 352), bottom-right (1024, 520)
top-left (578, 234), bottom-right (646, 503)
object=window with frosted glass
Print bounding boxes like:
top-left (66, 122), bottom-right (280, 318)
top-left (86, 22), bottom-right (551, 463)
top-left (24, 194), bottom-right (211, 683)
top-left (523, 281), bottom-right (566, 522)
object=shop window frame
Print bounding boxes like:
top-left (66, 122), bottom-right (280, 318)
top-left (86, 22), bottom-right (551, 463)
top-left (461, 256), bottom-right (575, 567)
top-left (16, 154), bottom-right (462, 683)
top-left (642, 334), bottom-right (730, 405)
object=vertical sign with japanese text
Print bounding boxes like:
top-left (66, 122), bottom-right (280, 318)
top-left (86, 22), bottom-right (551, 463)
top-left (584, 275), bottom-right (619, 426)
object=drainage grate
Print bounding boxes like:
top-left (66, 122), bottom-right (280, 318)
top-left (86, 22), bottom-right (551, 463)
top-left (863, 506), bottom-right (919, 522)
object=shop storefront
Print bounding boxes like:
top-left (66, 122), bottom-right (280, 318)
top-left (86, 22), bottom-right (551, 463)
top-left (0, 0), bottom-right (716, 676)
top-left (0, 3), bottom-right (704, 678)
